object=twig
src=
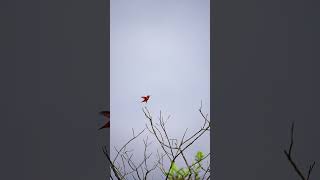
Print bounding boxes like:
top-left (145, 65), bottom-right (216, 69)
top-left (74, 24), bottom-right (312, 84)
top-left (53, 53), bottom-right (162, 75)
top-left (284, 122), bottom-right (316, 180)
top-left (113, 128), bottom-right (146, 164)
top-left (102, 146), bottom-right (123, 180)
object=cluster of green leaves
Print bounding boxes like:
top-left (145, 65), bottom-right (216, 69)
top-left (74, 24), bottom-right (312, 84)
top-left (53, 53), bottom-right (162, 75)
top-left (165, 151), bottom-right (206, 180)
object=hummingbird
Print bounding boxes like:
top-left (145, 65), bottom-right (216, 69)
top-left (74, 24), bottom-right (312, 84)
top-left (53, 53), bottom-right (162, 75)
top-left (98, 111), bottom-right (110, 130)
top-left (141, 95), bottom-right (150, 103)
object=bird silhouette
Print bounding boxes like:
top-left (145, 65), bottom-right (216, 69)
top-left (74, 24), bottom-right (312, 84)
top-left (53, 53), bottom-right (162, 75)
top-left (98, 121), bottom-right (110, 130)
top-left (98, 111), bottom-right (110, 130)
top-left (141, 95), bottom-right (150, 103)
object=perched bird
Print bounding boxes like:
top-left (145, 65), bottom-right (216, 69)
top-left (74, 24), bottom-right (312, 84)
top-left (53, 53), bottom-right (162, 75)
top-left (141, 95), bottom-right (150, 103)
top-left (98, 111), bottom-right (110, 130)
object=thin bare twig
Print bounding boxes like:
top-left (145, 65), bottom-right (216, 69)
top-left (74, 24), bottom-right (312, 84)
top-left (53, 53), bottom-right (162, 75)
top-left (113, 128), bottom-right (146, 164)
top-left (284, 122), bottom-right (316, 180)
top-left (102, 146), bottom-right (123, 180)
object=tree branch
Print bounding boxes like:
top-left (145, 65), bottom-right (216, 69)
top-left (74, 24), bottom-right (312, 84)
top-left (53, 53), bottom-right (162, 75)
top-left (284, 122), bottom-right (316, 180)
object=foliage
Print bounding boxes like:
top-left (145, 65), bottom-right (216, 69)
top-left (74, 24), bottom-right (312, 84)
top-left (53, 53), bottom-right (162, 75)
top-left (165, 151), bottom-right (208, 180)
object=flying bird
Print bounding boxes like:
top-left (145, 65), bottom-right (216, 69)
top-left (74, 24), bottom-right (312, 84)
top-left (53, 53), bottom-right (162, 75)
top-left (100, 111), bottom-right (110, 118)
top-left (98, 121), bottom-right (110, 130)
top-left (98, 111), bottom-right (110, 130)
top-left (141, 95), bottom-right (150, 103)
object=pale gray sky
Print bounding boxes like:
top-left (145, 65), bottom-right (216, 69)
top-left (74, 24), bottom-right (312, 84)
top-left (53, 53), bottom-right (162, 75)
top-left (110, 0), bottom-right (210, 178)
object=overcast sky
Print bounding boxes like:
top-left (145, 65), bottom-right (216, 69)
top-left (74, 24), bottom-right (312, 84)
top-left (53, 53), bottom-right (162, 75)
top-left (110, 0), bottom-right (210, 178)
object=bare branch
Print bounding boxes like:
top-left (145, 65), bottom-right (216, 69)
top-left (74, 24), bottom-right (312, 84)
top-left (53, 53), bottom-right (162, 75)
top-left (284, 122), bottom-right (316, 180)
top-left (113, 128), bottom-right (146, 164)
top-left (102, 146), bottom-right (123, 180)
top-left (104, 102), bottom-right (211, 179)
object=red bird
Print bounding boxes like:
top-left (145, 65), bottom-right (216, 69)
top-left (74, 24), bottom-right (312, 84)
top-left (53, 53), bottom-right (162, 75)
top-left (98, 111), bottom-right (110, 130)
top-left (141, 95), bottom-right (150, 103)
top-left (98, 121), bottom-right (110, 130)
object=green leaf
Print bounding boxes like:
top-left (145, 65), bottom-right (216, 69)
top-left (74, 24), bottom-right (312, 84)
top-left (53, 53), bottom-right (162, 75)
top-left (182, 168), bottom-right (190, 177)
top-left (171, 162), bottom-right (178, 172)
top-left (168, 162), bottom-right (178, 177)
top-left (195, 151), bottom-right (204, 161)
top-left (177, 168), bottom-right (190, 178)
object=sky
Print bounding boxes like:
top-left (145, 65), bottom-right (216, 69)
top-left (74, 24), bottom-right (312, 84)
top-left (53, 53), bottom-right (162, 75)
top-left (110, 0), bottom-right (210, 178)
top-left (3, 0), bottom-right (320, 180)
